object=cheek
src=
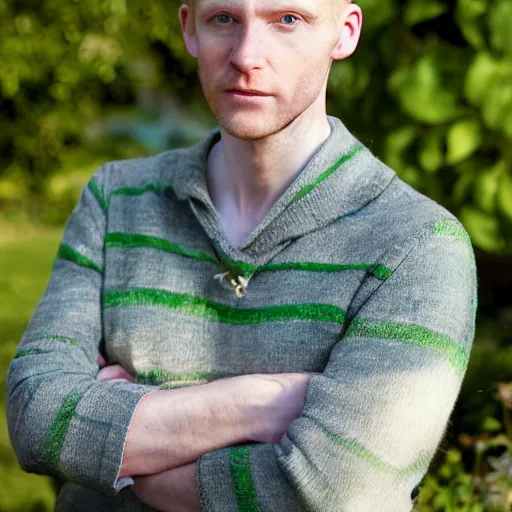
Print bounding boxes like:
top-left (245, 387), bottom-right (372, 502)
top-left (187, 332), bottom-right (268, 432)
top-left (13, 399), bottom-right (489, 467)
top-left (196, 40), bottom-right (227, 75)
top-left (276, 37), bottom-right (332, 80)
top-left (282, 52), bottom-right (331, 95)
top-left (197, 54), bottom-right (219, 89)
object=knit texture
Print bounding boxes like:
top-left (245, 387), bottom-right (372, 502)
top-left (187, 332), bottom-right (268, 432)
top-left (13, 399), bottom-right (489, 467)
top-left (7, 116), bottom-right (477, 511)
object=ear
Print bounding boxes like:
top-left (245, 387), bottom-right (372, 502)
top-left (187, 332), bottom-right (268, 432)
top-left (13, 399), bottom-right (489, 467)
top-left (330, 4), bottom-right (363, 61)
top-left (179, 3), bottom-right (198, 59)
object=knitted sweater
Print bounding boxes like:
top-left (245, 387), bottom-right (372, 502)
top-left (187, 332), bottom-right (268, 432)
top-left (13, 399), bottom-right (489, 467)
top-left (7, 116), bottom-right (477, 512)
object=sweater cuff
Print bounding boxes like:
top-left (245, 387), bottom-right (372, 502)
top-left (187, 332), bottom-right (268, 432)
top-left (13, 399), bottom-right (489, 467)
top-left (197, 443), bottom-right (302, 512)
top-left (57, 382), bottom-right (154, 495)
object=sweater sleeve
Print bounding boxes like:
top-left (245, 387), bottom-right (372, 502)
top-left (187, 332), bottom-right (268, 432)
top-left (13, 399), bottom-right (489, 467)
top-left (196, 219), bottom-right (477, 512)
top-left (6, 166), bottom-right (154, 495)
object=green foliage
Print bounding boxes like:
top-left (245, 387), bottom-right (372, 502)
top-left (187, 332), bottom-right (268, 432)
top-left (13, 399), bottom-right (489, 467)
top-left (326, 0), bottom-right (512, 254)
top-left (415, 434), bottom-right (512, 511)
top-left (0, 0), bottom-right (198, 197)
top-left (2, 0), bottom-right (512, 255)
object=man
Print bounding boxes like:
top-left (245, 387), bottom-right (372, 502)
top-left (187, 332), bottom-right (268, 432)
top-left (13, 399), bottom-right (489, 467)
top-left (7, 0), bottom-right (477, 510)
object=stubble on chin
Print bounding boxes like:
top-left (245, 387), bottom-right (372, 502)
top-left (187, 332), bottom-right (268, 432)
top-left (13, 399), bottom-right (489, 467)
top-left (216, 114), bottom-right (287, 141)
top-left (215, 104), bottom-right (316, 142)
top-left (197, 67), bottom-right (316, 141)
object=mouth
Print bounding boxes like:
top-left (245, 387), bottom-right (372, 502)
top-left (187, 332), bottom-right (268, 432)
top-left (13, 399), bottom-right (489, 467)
top-left (225, 89), bottom-right (272, 97)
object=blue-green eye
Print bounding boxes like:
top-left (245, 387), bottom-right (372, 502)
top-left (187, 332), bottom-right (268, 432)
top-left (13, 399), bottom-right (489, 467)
top-left (281, 14), bottom-right (298, 25)
top-left (216, 13), bottom-right (233, 24)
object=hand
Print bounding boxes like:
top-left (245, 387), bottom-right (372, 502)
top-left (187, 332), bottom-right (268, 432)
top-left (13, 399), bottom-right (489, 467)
top-left (244, 372), bottom-right (318, 444)
top-left (96, 353), bottom-right (136, 383)
top-left (133, 461), bottom-right (201, 512)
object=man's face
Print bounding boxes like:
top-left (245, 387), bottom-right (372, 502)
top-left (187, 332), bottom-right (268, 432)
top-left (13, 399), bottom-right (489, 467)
top-left (181, 0), bottom-right (358, 140)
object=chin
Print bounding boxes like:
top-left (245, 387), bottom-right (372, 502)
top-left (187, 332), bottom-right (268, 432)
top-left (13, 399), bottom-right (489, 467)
top-left (215, 111), bottom-right (296, 141)
top-left (221, 122), bottom-right (274, 140)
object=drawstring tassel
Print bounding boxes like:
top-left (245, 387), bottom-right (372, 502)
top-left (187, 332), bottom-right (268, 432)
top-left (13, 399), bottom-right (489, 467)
top-left (214, 271), bottom-right (249, 298)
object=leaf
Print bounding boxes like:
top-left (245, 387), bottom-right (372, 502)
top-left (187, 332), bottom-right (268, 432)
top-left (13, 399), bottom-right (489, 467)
top-left (446, 118), bottom-right (482, 165)
top-left (385, 125), bottom-right (420, 171)
top-left (483, 434), bottom-right (512, 450)
top-left (458, 18), bottom-right (486, 49)
top-left (473, 161), bottom-right (504, 214)
top-left (460, 206), bottom-right (505, 253)
top-left (505, 108), bottom-right (512, 138)
top-left (419, 130), bottom-right (444, 172)
top-left (357, 0), bottom-right (398, 32)
top-left (481, 416), bottom-right (502, 432)
top-left (453, 165), bottom-right (478, 206)
top-left (464, 52), bottom-right (501, 107)
top-left (482, 80), bottom-right (512, 131)
top-left (496, 171), bottom-right (512, 243)
top-left (399, 165), bottom-right (422, 189)
top-left (457, 0), bottom-right (487, 20)
top-left (489, 0), bottom-right (512, 56)
top-left (446, 449), bottom-right (462, 464)
top-left (389, 54), bottom-right (458, 125)
top-left (328, 60), bottom-right (355, 91)
top-left (456, 0), bottom-right (488, 49)
top-left (403, 0), bottom-right (448, 26)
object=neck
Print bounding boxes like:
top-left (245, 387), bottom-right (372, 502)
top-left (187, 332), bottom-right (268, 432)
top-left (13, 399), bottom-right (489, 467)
top-left (207, 104), bottom-right (332, 247)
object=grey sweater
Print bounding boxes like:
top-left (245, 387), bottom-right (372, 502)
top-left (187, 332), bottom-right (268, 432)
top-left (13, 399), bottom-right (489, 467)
top-left (7, 116), bottom-right (477, 511)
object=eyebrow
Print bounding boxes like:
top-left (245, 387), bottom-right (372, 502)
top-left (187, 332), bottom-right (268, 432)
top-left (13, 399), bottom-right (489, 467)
top-left (198, 1), bottom-right (320, 22)
top-left (272, 4), bottom-right (319, 21)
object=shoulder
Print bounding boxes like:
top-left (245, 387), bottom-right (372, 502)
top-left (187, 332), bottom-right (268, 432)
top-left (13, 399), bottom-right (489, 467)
top-left (86, 144), bottom-right (200, 201)
top-left (373, 178), bottom-right (476, 299)
top-left (336, 154), bottom-right (476, 284)
top-left (358, 160), bottom-right (472, 252)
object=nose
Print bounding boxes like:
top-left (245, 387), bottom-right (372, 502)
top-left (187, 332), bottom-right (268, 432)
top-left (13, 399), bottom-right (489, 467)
top-left (229, 23), bottom-right (266, 73)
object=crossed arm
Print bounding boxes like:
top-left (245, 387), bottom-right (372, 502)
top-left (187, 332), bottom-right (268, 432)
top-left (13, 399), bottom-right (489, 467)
top-left (96, 355), bottom-right (313, 511)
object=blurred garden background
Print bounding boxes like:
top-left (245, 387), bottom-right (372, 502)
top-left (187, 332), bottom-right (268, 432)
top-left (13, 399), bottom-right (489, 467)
top-left (1, 0), bottom-right (511, 510)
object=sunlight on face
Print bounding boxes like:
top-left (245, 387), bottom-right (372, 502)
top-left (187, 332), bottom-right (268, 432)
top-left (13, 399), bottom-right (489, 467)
top-left (186, 0), bottom-right (352, 140)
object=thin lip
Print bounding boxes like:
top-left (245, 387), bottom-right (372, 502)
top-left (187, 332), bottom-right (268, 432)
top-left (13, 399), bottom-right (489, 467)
top-left (225, 89), bottom-right (272, 96)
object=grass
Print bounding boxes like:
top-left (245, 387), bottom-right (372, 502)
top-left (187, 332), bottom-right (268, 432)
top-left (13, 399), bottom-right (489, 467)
top-left (0, 222), bottom-right (63, 511)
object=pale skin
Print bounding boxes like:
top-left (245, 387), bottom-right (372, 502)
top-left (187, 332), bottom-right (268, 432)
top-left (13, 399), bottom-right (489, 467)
top-left (99, 0), bottom-right (363, 510)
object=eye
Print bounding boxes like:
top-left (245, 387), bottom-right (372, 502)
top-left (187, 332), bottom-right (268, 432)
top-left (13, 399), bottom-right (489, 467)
top-left (281, 14), bottom-right (298, 25)
top-left (215, 13), bottom-right (234, 24)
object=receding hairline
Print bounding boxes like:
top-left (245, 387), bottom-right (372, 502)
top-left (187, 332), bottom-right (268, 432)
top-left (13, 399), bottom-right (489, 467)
top-left (186, 0), bottom-right (352, 7)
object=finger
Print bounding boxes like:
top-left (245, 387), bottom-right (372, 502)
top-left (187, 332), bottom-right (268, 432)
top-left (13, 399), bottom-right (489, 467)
top-left (97, 365), bottom-right (136, 382)
top-left (97, 353), bottom-right (107, 368)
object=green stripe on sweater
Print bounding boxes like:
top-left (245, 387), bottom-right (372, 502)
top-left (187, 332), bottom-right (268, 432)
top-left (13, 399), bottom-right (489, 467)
top-left (224, 259), bottom-right (376, 277)
top-left (14, 348), bottom-right (48, 359)
top-left (291, 145), bottom-right (364, 203)
top-left (105, 232), bottom-right (390, 279)
top-left (345, 318), bottom-right (469, 374)
top-left (301, 413), bottom-right (432, 477)
top-left (105, 233), bottom-right (218, 265)
top-left (137, 369), bottom-right (227, 386)
top-left (58, 244), bottom-right (103, 274)
top-left (88, 178), bottom-right (108, 213)
top-left (104, 288), bottom-right (346, 325)
top-left (25, 333), bottom-right (78, 346)
top-left (110, 183), bottom-right (175, 198)
top-left (229, 446), bottom-right (260, 512)
top-left (266, 262), bottom-right (371, 273)
top-left (433, 218), bottom-right (472, 249)
top-left (42, 392), bottom-right (83, 467)
top-left (372, 264), bottom-right (392, 281)
top-left (22, 333), bottom-right (97, 365)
